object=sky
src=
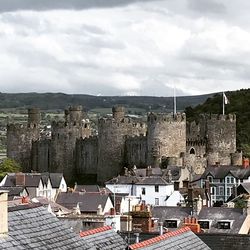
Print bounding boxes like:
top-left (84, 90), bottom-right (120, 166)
top-left (0, 0), bottom-right (250, 96)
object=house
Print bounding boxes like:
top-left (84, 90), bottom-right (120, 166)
top-left (152, 200), bottom-right (250, 234)
top-left (0, 190), bottom-right (93, 250)
top-left (106, 175), bottom-right (174, 206)
top-left (0, 172), bottom-right (67, 200)
top-left (196, 165), bottom-right (250, 204)
top-left (0, 186), bottom-right (28, 200)
top-left (128, 227), bottom-right (211, 250)
top-left (79, 225), bottom-right (127, 249)
top-left (56, 191), bottom-right (113, 215)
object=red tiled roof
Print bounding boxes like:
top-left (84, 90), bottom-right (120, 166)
top-left (79, 226), bottom-right (113, 237)
top-left (129, 227), bottom-right (191, 250)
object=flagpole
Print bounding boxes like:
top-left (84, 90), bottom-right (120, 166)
top-left (222, 92), bottom-right (225, 115)
top-left (173, 85), bottom-right (176, 116)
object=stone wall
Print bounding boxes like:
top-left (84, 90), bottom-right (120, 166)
top-left (75, 136), bottom-right (98, 175)
top-left (125, 135), bottom-right (147, 168)
top-left (147, 112), bottom-right (186, 167)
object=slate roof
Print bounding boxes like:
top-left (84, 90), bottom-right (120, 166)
top-left (3, 173), bottom-right (41, 187)
top-left (0, 204), bottom-right (93, 250)
top-left (129, 227), bottom-right (211, 250)
top-left (198, 207), bottom-right (247, 234)
top-left (2, 172), bottom-right (64, 188)
top-left (237, 182), bottom-right (250, 194)
top-left (106, 176), bottom-right (170, 186)
top-left (198, 233), bottom-right (250, 250)
top-left (0, 186), bottom-right (27, 199)
top-left (152, 206), bottom-right (192, 227)
top-left (200, 165), bottom-right (250, 180)
top-left (80, 226), bottom-right (127, 250)
top-left (75, 185), bottom-right (100, 192)
top-left (56, 192), bottom-right (110, 212)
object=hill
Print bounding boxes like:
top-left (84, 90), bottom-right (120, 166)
top-left (185, 88), bottom-right (250, 157)
top-left (0, 92), bottom-right (212, 113)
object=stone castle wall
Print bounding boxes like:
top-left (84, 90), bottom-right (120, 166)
top-left (75, 136), bottom-right (98, 176)
top-left (6, 105), bottom-right (240, 184)
top-left (7, 108), bottom-right (40, 171)
top-left (125, 134), bottom-right (147, 168)
top-left (147, 112), bottom-right (186, 167)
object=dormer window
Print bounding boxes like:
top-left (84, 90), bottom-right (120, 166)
top-left (217, 221), bottom-right (232, 229)
top-left (198, 220), bottom-right (210, 229)
top-left (164, 220), bottom-right (179, 228)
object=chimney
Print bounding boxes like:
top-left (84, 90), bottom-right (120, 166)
top-left (16, 173), bottom-right (25, 186)
top-left (243, 158), bottom-right (250, 168)
top-left (134, 233), bottom-right (140, 243)
top-left (146, 166), bottom-right (152, 177)
top-left (158, 222), bottom-right (163, 235)
top-left (193, 195), bottom-right (203, 216)
top-left (0, 191), bottom-right (8, 237)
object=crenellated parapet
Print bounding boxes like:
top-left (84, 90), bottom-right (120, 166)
top-left (147, 112), bottom-right (186, 124)
top-left (206, 113), bottom-right (236, 121)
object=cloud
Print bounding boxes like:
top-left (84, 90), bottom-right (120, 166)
top-left (0, 0), bottom-right (159, 12)
top-left (0, 1), bottom-right (250, 96)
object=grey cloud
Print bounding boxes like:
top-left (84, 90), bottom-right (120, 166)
top-left (0, 0), bottom-right (159, 12)
top-left (187, 0), bottom-right (226, 14)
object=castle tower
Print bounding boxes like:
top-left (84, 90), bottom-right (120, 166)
top-left (147, 112), bottom-right (186, 167)
top-left (68, 105), bottom-right (83, 125)
top-left (7, 108), bottom-right (40, 171)
top-left (112, 106), bottom-right (125, 121)
top-left (97, 107), bottom-right (127, 183)
top-left (28, 108), bottom-right (40, 128)
top-left (206, 114), bottom-right (236, 165)
top-left (48, 105), bottom-right (91, 181)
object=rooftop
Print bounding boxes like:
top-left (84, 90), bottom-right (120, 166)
top-left (80, 225), bottom-right (127, 250)
top-left (129, 227), bottom-right (211, 250)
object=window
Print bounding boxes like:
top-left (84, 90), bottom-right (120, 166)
top-left (142, 188), bottom-right (146, 195)
top-left (164, 220), bottom-right (177, 228)
top-left (217, 221), bottom-right (231, 229)
top-left (230, 177), bottom-right (235, 184)
top-left (207, 176), bottom-right (213, 182)
top-left (219, 186), bottom-right (224, 196)
top-left (190, 148), bottom-right (195, 154)
top-left (155, 198), bottom-right (159, 205)
top-left (198, 221), bottom-right (210, 229)
top-left (227, 187), bottom-right (232, 196)
top-left (155, 185), bottom-right (159, 192)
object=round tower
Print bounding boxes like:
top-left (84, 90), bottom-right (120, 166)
top-left (97, 108), bottom-right (129, 183)
top-left (206, 114), bottom-right (236, 162)
top-left (112, 106), bottom-right (125, 121)
top-left (147, 112), bottom-right (186, 167)
top-left (28, 108), bottom-right (40, 127)
top-left (68, 105), bottom-right (83, 125)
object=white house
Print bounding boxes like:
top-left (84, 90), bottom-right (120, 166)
top-left (106, 175), bottom-right (174, 207)
top-left (0, 172), bottom-right (67, 201)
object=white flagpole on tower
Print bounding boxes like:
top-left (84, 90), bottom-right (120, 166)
top-left (222, 92), bottom-right (225, 115)
top-left (173, 85), bottom-right (177, 116)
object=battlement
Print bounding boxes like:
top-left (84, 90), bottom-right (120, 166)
top-left (206, 113), bottom-right (236, 121)
top-left (147, 112), bottom-right (186, 123)
top-left (7, 123), bottom-right (37, 133)
top-left (69, 105), bottom-right (82, 111)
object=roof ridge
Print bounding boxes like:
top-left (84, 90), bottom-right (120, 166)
top-left (80, 225), bottom-right (113, 237)
top-left (129, 227), bottom-right (191, 249)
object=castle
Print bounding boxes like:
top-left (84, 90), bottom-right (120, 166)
top-left (7, 106), bottom-right (242, 184)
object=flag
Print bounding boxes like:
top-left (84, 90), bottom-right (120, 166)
top-left (223, 92), bottom-right (229, 104)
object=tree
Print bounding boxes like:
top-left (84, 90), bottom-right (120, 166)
top-left (0, 158), bottom-right (21, 181)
